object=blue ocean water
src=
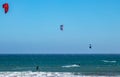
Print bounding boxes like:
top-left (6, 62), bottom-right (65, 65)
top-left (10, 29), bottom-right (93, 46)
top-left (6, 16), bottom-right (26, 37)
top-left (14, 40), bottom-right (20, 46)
top-left (0, 54), bottom-right (120, 76)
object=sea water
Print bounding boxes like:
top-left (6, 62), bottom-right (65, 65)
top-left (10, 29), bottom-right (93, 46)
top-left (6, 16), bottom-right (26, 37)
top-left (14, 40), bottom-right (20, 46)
top-left (0, 54), bottom-right (120, 77)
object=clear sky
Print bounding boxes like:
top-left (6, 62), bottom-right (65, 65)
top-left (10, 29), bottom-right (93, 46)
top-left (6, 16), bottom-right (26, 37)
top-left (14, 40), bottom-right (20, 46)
top-left (0, 0), bottom-right (120, 54)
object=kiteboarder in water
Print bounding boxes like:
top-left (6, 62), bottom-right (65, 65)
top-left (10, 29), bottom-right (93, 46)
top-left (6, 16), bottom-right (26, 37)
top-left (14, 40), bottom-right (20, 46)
top-left (2, 3), bottom-right (9, 14)
top-left (36, 66), bottom-right (39, 71)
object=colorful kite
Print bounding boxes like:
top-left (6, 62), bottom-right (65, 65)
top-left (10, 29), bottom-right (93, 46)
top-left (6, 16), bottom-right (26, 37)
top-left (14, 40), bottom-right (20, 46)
top-left (3, 3), bottom-right (9, 14)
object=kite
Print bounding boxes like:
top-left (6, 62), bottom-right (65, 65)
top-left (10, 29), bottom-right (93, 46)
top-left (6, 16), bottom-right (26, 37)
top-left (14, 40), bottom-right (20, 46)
top-left (60, 25), bottom-right (63, 31)
top-left (89, 44), bottom-right (92, 49)
top-left (3, 3), bottom-right (9, 14)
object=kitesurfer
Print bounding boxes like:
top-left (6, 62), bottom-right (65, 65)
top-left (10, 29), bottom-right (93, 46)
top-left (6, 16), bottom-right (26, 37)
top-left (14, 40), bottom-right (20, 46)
top-left (36, 66), bottom-right (39, 71)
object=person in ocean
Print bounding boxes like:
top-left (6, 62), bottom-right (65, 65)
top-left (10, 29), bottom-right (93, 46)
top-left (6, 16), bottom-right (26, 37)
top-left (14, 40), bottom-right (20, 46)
top-left (76, 64), bottom-right (80, 66)
top-left (36, 66), bottom-right (39, 71)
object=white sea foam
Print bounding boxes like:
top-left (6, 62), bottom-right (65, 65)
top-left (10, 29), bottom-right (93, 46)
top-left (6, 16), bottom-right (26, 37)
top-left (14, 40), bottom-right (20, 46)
top-left (0, 71), bottom-right (119, 77)
top-left (102, 60), bottom-right (117, 63)
top-left (62, 64), bottom-right (80, 68)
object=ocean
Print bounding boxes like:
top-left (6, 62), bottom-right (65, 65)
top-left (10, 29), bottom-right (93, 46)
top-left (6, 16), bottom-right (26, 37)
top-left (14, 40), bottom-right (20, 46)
top-left (0, 54), bottom-right (120, 77)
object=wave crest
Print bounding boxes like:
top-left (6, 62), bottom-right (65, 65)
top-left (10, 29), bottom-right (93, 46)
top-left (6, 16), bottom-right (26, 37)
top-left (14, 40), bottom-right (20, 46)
top-left (62, 64), bottom-right (80, 68)
top-left (102, 60), bottom-right (117, 63)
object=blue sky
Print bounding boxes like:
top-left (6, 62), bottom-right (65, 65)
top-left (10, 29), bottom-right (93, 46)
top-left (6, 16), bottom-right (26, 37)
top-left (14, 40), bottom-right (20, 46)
top-left (0, 0), bottom-right (120, 54)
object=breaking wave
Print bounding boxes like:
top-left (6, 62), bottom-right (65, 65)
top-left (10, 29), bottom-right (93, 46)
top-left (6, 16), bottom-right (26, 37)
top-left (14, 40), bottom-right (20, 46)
top-left (0, 71), bottom-right (119, 77)
top-left (62, 64), bottom-right (80, 68)
top-left (102, 60), bottom-right (117, 63)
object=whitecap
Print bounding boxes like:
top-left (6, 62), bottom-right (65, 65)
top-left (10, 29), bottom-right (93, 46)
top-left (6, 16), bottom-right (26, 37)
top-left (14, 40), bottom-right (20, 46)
top-left (62, 64), bottom-right (80, 68)
top-left (102, 60), bottom-right (117, 63)
top-left (0, 71), bottom-right (119, 77)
